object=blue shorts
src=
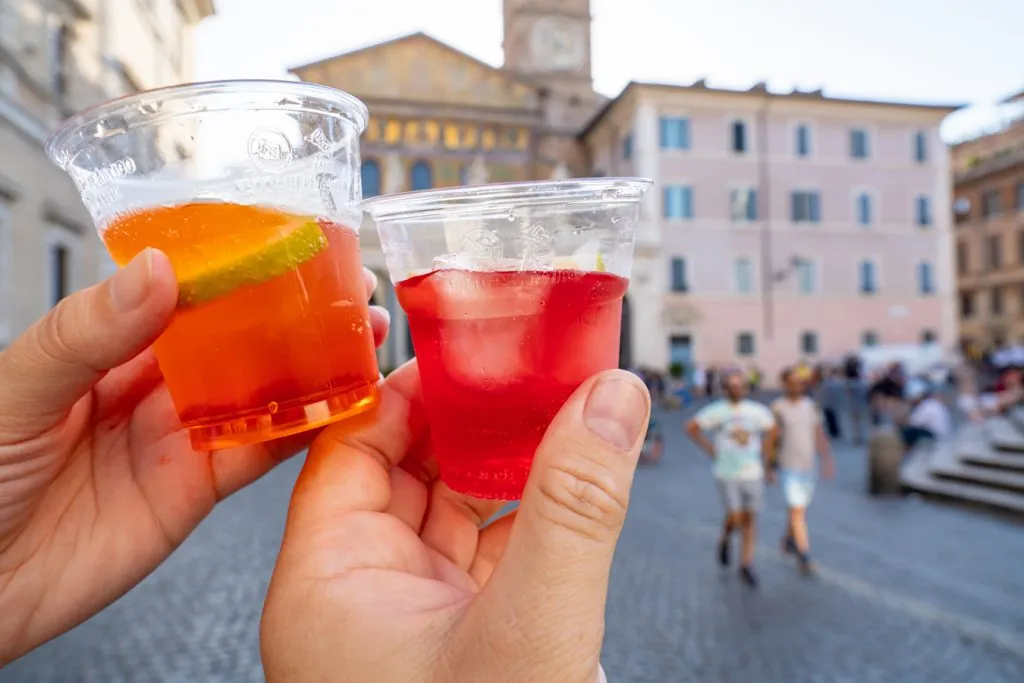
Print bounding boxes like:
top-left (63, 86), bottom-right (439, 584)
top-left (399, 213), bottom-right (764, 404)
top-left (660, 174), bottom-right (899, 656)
top-left (779, 469), bottom-right (817, 509)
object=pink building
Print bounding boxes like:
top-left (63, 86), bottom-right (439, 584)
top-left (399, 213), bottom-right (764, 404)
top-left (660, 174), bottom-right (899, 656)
top-left (582, 81), bottom-right (961, 381)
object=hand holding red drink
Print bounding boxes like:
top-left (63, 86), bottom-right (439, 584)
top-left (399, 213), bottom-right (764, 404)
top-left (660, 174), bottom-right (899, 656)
top-left (262, 362), bottom-right (650, 683)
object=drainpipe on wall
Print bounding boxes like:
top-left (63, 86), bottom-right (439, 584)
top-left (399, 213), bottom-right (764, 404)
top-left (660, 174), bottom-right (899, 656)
top-left (756, 92), bottom-right (774, 340)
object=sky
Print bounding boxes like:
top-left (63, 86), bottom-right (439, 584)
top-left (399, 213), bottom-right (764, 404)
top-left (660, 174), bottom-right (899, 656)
top-left (195, 0), bottom-right (1024, 143)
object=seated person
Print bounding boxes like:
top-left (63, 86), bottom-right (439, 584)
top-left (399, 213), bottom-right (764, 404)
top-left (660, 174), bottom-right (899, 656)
top-left (900, 379), bottom-right (952, 450)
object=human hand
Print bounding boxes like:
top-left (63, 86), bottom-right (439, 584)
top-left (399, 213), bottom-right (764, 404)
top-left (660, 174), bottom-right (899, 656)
top-left (821, 457), bottom-right (836, 481)
top-left (0, 249), bottom-right (389, 665)
top-left (261, 363), bottom-right (651, 683)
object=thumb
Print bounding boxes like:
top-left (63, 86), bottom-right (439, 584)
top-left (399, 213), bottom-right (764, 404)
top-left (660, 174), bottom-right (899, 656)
top-left (0, 248), bottom-right (177, 437)
top-left (476, 370), bottom-right (649, 679)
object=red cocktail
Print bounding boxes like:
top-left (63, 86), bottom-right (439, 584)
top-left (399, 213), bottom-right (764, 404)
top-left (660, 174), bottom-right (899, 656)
top-left (397, 268), bottom-right (628, 498)
top-left (366, 178), bottom-right (651, 499)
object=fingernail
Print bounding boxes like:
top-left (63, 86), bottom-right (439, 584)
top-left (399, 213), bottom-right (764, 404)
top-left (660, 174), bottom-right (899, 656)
top-left (366, 269), bottom-right (379, 292)
top-left (377, 306), bottom-right (391, 326)
top-left (583, 374), bottom-right (648, 450)
top-left (110, 249), bottom-right (153, 312)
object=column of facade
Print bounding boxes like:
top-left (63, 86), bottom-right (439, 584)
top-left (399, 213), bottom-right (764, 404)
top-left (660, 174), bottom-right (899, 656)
top-left (629, 99), bottom-right (668, 370)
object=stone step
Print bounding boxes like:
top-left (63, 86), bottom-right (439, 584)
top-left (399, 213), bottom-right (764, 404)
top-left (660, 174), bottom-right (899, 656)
top-left (960, 449), bottom-right (1024, 474)
top-left (986, 417), bottom-right (1024, 453)
top-left (902, 441), bottom-right (1024, 516)
top-left (932, 461), bottom-right (1024, 494)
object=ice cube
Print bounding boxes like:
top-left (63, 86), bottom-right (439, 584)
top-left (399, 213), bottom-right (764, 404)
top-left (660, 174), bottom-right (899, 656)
top-left (442, 316), bottom-right (537, 388)
top-left (431, 269), bottom-right (551, 320)
top-left (433, 253), bottom-right (522, 272)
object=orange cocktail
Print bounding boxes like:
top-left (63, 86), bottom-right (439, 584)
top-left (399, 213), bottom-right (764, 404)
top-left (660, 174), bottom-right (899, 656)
top-left (103, 202), bottom-right (379, 449)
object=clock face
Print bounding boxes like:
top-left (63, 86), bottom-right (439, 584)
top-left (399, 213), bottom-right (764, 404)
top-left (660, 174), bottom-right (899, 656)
top-left (529, 17), bottom-right (586, 71)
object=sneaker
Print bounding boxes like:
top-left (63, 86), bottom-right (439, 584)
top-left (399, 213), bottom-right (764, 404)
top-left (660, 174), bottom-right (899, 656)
top-left (781, 536), bottom-right (798, 556)
top-left (798, 553), bottom-right (816, 575)
top-left (718, 539), bottom-right (730, 567)
top-left (740, 566), bottom-right (759, 588)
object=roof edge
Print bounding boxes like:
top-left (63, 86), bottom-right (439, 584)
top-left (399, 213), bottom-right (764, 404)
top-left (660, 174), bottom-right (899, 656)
top-left (579, 79), bottom-right (966, 139)
top-left (287, 31), bottom-right (538, 91)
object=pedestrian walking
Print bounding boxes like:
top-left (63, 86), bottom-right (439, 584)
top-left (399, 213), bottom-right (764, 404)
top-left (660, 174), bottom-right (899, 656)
top-left (769, 369), bottom-right (836, 574)
top-left (817, 367), bottom-right (846, 439)
top-left (686, 371), bottom-right (776, 588)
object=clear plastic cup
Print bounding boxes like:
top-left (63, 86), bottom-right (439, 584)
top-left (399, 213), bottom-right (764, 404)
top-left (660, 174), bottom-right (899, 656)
top-left (365, 178), bottom-right (651, 499)
top-left (46, 80), bottom-right (381, 450)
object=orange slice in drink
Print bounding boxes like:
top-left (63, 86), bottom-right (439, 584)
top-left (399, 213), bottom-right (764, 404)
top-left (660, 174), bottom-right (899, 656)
top-left (177, 217), bottom-right (327, 307)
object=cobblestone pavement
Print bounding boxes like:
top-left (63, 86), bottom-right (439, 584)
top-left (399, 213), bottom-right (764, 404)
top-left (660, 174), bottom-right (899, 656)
top-left (3, 405), bottom-right (1024, 683)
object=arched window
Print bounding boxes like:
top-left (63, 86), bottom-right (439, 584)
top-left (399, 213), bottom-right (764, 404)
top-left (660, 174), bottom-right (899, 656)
top-left (410, 161), bottom-right (433, 191)
top-left (361, 159), bottom-right (381, 198)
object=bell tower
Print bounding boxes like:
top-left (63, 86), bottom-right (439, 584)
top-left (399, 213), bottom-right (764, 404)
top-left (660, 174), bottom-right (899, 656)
top-left (502, 0), bottom-right (597, 113)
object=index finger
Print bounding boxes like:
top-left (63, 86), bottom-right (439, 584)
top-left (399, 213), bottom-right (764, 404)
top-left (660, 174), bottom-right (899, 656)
top-left (287, 360), bottom-right (428, 528)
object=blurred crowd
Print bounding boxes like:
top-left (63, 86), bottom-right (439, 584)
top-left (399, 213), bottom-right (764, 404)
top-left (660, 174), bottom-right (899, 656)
top-left (632, 348), bottom-right (1024, 455)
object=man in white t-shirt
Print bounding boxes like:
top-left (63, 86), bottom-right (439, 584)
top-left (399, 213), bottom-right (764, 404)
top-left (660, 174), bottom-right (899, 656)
top-left (686, 371), bottom-right (776, 588)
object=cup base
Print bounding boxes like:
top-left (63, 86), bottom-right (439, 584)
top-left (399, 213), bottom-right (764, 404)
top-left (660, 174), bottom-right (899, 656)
top-left (186, 382), bottom-right (379, 451)
top-left (441, 463), bottom-right (530, 501)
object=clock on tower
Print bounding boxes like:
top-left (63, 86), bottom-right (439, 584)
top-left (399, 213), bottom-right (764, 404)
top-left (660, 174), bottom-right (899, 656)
top-left (502, 0), bottom-right (593, 85)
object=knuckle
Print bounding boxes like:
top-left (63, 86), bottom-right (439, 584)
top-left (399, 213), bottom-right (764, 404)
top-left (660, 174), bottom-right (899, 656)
top-left (535, 450), bottom-right (629, 540)
top-left (34, 297), bottom-right (81, 365)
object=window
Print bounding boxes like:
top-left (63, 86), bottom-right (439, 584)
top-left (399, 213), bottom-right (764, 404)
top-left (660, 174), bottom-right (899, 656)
top-left (361, 159), bottom-right (381, 197)
top-left (800, 331), bottom-right (819, 355)
top-left (992, 286), bottom-right (1004, 315)
top-left (50, 20), bottom-right (70, 96)
top-left (622, 133), bottom-right (633, 160)
top-left (918, 261), bottom-right (934, 295)
top-left (856, 192), bottom-right (873, 226)
top-left (957, 241), bottom-right (969, 275)
top-left (729, 188), bottom-right (757, 221)
top-left (795, 124), bottom-right (811, 157)
top-left (731, 120), bottom-right (747, 153)
top-left (796, 260), bottom-right (816, 294)
top-left (663, 185), bottom-right (694, 219)
top-left (659, 116), bottom-right (691, 150)
top-left (669, 335), bottom-right (693, 366)
top-left (49, 243), bottom-right (70, 307)
top-left (791, 191), bottom-right (821, 223)
top-left (862, 330), bottom-right (879, 347)
top-left (410, 161), bottom-right (432, 191)
top-left (736, 332), bottom-right (755, 357)
top-left (921, 329), bottom-right (937, 344)
top-left (959, 292), bottom-right (974, 318)
top-left (670, 257), bottom-right (688, 292)
top-left (988, 235), bottom-right (1002, 269)
top-left (850, 129), bottom-right (870, 159)
top-left (916, 196), bottom-right (932, 227)
top-left (914, 131), bottom-right (928, 163)
top-left (858, 259), bottom-right (877, 295)
top-left (982, 190), bottom-right (1002, 218)
top-left (734, 258), bottom-right (754, 293)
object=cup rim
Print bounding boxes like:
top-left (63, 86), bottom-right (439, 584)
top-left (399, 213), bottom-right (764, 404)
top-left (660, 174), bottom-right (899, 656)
top-left (46, 79), bottom-right (369, 170)
top-left (362, 176), bottom-right (652, 221)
